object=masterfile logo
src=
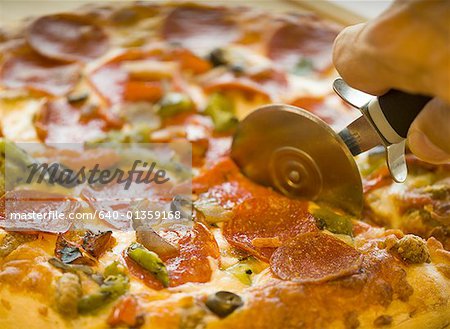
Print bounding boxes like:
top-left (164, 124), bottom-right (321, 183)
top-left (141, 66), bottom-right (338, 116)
top-left (2, 141), bottom-right (192, 232)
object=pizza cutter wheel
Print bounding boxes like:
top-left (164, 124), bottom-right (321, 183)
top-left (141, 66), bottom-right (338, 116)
top-left (231, 104), bottom-right (363, 216)
top-left (231, 79), bottom-right (432, 217)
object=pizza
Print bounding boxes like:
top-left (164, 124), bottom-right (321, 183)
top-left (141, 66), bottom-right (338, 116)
top-left (0, 2), bottom-right (449, 329)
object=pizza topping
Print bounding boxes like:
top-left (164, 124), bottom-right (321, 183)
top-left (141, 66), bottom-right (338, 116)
top-left (226, 256), bottom-right (267, 285)
top-left (34, 99), bottom-right (112, 143)
top-left (204, 93), bottom-right (238, 132)
top-left (27, 14), bottom-right (109, 62)
top-left (205, 291), bottom-right (243, 318)
top-left (122, 59), bottom-right (178, 79)
top-left (223, 196), bottom-right (318, 261)
top-left (169, 48), bottom-right (212, 74)
top-left (0, 232), bottom-right (37, 258)
top-left (135, 229), bottom-right (178, 260)
top-left (36, 147), bottom-right (120, 173)
top-left (55, 272), bottom-right (82, 318)
top-left (363, 166), bottom-right (392, 194)
top-left (267, 20), bottom-right (338, 71)
top-left (311, 206), bottom-right (353, 236)
top-left (82, 230), bottom-right (115, 258)
top-left (89, 124), bottom-right (153, 144)
top-left (56, 273), bottom-right (82, 315)
top-left (290, 95), bottom-right (355, 128)
top-left (193, 157), bottom-right (279, 208)
top-left (89, 48), bottom-right (205, 106)
top-left (205, 47), bottom-right (247, 74)
top-left (48, 257), bottom-right (94, 275)
top-left (67, 91), bottom-right (90, 104)
top-left (194, 198), bottom-right (233, 224)
top-left (107, 295), bottom-right (143, 328)
top-left (126, 242), bottom-right (169, 287)
top-left (56, 243), bottom-right (84, 264)
top-left (0, 54), bottom-right (80, 96)
top-left (251, 237), bottom-right (282, 248)
top-left (157, 92), bottom-right (194, 118)
top-left (270, 232), bottom-right (363, 283)
top-left (291, 57), bottom-right (314, 76)
top-left (170, 195), bottom-right (193, 220)
top-left (165, 222), bottom-right (219, 286)
top-left (89, 61), bottom-right (166, 105)
top-left (1, 139), bottom-right (36, 193)
top-left (78, 273), bottom-right (129, 314)
top-left (77, 265), bottom-right (129, 314)
top-left (162, 5), bottom-right (239, 52)
top-left (55, 234), bottom-right (96, 265)
top-left (207, 48), bottom-right (230, 67)
top-left (391, 235), bottom-right (431, 264)
top-left (89, 62), bottom-right (128, 105)
top-left (123, 80), bottom-right (164, 102)
top-left (126, 222), bottom-right (219, 289)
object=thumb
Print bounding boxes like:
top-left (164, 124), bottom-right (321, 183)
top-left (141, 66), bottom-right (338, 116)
top-left (407, 98), bottom-right (450, 164)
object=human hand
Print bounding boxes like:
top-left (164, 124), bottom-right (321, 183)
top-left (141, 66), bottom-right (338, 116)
top-left (333, 0), bottom-right (450, 164)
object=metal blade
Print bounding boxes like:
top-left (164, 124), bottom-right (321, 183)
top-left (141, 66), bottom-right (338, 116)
top-left (333, 78), bottom-right (373, 109)
top-left (338, 115), bottom-right (383, 156)
top-left (231, 104), bottom-right (363, 217)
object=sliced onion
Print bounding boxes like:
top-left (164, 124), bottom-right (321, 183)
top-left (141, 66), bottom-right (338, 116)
top-left (194, 198), bottom-right (232, 224)
top-left (135, 228), bottom-right (178, 259)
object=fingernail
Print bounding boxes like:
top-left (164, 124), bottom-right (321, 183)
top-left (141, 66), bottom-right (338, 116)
top-left (408, 130), bottom-right (450, 164)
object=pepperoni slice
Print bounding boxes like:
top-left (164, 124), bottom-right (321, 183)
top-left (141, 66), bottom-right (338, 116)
top-left (170, 48), bottom-right (211, 74)
top-left (36, 147), bottom-right (121, 171)
top-left (362, 166), bottom-right (392, 194)
top-left (34, 99), bottom-right (111, 143)
top-left (270, 232), bottom-right (363, 283)
top-left (89, 58), bottom-right (167, 105)
top-left (125, 222), bottom-right (219, 288)
top-left (81, 177), bottom-right (173, 230)
top-left (0, 54), bottom-right (80, 96)
top-left (162, 5), bottom-right (239, 52)
top-left (223, 196), bottom-right (318, 261)
top-left (27, 14), bottom-right (109, 62)
top-left (89, 62), bottom-right (128, 105)
top-left (1, 190), bottom-right (81, 233)
top-left (165, 222), bottom-right (219, 286)
top-left (267, 21), bottom-right (338, 71)
top-left (192, 157), bottom-right (278, 209)
top-left (89, 47), bottom-right (207, 105)
top-left (123, 81), bottom-right (163, 102)
top-left (291, 95), bottom-right (357, 128)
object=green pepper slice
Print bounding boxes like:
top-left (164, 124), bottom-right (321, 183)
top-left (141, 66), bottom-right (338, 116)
top-left (127, 242), bottom-right (169, 287)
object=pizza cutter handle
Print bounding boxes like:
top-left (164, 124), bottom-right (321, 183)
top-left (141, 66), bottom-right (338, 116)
top-left (377, 90), bottom-right (432, 139)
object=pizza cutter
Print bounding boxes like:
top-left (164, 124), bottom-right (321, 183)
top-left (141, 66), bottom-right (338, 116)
top-left (231, 78), bottom-right (431, 216)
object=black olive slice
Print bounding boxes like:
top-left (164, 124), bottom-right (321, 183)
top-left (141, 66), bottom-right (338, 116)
top-left (205, 291), bottom-right (243, 318)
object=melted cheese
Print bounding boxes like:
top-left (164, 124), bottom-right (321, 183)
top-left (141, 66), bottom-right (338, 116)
top-left (0, 96), bottom-right (44, 141)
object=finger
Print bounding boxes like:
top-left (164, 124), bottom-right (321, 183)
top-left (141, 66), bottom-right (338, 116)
top-left (407, 98), bottom-right (450, 164)
top-left (333, 23), bottom-right (390, 96)
top-left (333, 1), bottom-right (450, 102)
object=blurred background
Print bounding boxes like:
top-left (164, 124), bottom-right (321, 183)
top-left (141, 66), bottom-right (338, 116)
top-left (1, 1), bottom-right (393, 25)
